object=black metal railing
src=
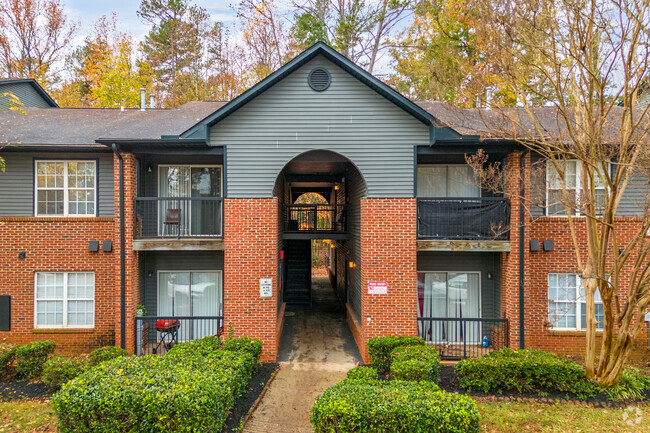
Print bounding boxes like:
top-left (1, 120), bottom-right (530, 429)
top-left (135, 315), bottom-right (224, 356)
top-left (284, 204), bottom-right (346, 233)
top-left (417, 317), bottom-right (509, 359)
top-left (417, 197), bottom-right (510, 240)
top-left (135, 197), bottom-right (223, 239)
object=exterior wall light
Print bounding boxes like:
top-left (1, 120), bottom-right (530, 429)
top-left (349, 261), bottom-right (356, 269)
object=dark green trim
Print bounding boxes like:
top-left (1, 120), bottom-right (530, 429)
top-left (180, 42), bottom-right (441, 138)
top-left (0, 78), bottom-right (58, 107)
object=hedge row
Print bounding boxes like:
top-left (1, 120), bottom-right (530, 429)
top-left (367, 335), bottom-right (425, 373)
top-left (390, 345), bottom-right (441, 382)
top-left (52, 337), bottom-right (262, 433)
top-left (311, 379), bottom-right (480, 433)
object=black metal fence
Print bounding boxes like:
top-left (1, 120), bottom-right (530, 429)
top-left (135, 197), bottom-right (223, 238)
top-left (135, 315), bottom-right (224, 356)
top-left (417, 197), bottom-right (510, 240)
top-left (284, 204), bottom-right (346, 233)
top-left (417, 317), bottom-right (509, 359)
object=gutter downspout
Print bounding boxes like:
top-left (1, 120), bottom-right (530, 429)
top-left (111, 143), bottom-right (126, 350)
top-left (519, 151), bottom-right (526, 349)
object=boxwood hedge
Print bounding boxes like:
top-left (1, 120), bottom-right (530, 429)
top-left (346, 366), bottom-right (378, 382)
top-left (454, 348), bottom-right (600, 399)
top-left (390, 345), bottom-right (441, 382)
top-left (42, 356), bottom-right (88, 389)
top-left (0, 346), bottom-right (16, 376)
top-left (367, 336), bottom-right (425, 373)
top-left (88, 346), bottom-right (128, 366)
top-left (311, 379), bottom-right (479, 433)
top-left (14, 341), bottom-right (56, 379)
top-left (52, 336), bottom-right (260, 433)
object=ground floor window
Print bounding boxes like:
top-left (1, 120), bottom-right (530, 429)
top-left (158, 271), bottom-right (223, 339)
top-left (417, 272), bottom-right (481, 342)
top-left (34, 272), bottom-right (94, 328)
top-left (548, 273), bottom-right (604, 330)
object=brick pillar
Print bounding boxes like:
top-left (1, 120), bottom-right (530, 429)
top-left (501, 152), bottom-right (531, 349)
top-left (114, 153), bottom-right (139, 353)
top-left (223, 198), bottom-right (279, 362)
top-left (356, 198), bottom-right (418, 363)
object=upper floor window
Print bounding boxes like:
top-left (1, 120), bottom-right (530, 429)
top-left (417, 165), bottom-right (479, 197)
top-left (35, 161), bottom-right (96, 216)
top-left (547, 273), bottom-right (603, 331)
top-left (35, 272), bottom-right (95, 328)
top-left (546, 160), bottom-right (606, 216)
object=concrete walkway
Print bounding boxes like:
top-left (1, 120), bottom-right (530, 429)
top-left (243, 276), bottom-right (361, 433)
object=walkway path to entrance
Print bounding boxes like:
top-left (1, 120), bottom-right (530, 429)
top-left (243, 276), bottom-right (362, 433)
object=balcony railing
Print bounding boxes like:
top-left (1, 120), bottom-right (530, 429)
top-left (283, 204), bottom-right (346, 233)
top-left (417, 197), bottom-right (510, 240)
top-left (417, 317), bottom-right (510, 359)
top-left (135, 197), bottom-right (223, 239)
top-left (135, 315), bottom-right (224, 356)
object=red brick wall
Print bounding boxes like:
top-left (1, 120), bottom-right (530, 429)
top-left (357, 198), bottom-right (418, 363)
top-left (0, 217), bottom-right (116, 354)
top-left (113, 154), bottom-right (139, 353)
top-left (223, 198), bottom-right (279, 362)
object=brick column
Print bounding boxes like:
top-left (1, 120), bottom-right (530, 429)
top-left (223, 198), bottom-right (278, 362)
top-left (357, 198), bottom-right (418, 363)
top-left (113, 153), bottom-right (139, 353)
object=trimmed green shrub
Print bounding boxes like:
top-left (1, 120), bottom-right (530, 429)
top-left (346, 366), bottom-right (378, 382)
top-left (88, 346), bottom-right (128, 366)
top-left (311, 379), bottom-right (480, 433)
top-left (390, 345), bottom-right (441, 382)
top-left (0, 346), bottom-right (16, 376)
top-left (454, 348), bottom-right (600, 399)
top-left (14, 341), bottom-right (56, 379)
top-left (42, 356), bottom-right (87, 388)
top-left (53, 336), bottom-right (260, 433)
top-left (602, 368), bottom-right (650, 401)
top-left (367, 336), bottom-right (425, 373)
top-left (222, 337), bottom-right (263, 360)
top-left (167, 335), bottom-right (222, 358)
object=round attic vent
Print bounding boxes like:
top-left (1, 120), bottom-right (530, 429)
top-left (308, 67), bottom-right (331, 91)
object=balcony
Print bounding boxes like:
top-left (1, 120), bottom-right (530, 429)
top-left (282, 204), bottom-right (347, 239)
top-left (417, 317), bottom-right (509, 359)
top-left (134, 197), bottom-right (224, 250)
top-left (135, 315), bottom-right (224, 356)
top-left (417, 198), bottom-right (510, 251)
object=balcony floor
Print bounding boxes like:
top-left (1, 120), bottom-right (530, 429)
top-left (133, 238), bottom-right (225, 251)
top-left (417, 239), bottom-right (510, 252)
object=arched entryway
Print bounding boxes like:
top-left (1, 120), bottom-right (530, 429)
top-left (273, 150), bottom-right (366, 363)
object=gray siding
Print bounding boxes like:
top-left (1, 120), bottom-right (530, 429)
top-left (141, 251), bottom-right (224, 316)
top-left (417, 252), bottom-right (501, 320)
top-left (0, 82), bottom-right (51, 109)
top-left (210, 55), bottom-right (429, 198)
top-left (0, 151), bottom-right (114, 217)
top-left (346, 167), bottom-right (365, 321)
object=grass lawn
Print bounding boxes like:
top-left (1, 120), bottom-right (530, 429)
top-left (478, 400), bottom-right (650, 432)
top-left (0, 399), bottom-right (55, 433)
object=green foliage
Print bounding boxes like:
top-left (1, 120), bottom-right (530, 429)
top-left (222, 337), bottom-right (263, 360)
top-left (346, 366), bottom-right (378, 382)
top-left (42, 356), bottom-right (88, 389)
top-left (454, 348), bottom-right (601, 399)
top-left (602, 368), bottom-right (650, 401)
top-left (292, 12), bottom-right (329, 48)
top-left (367, 335), bottom-right (425, 373)
top-left (88, 346), bottom-right (128, 366)
top-left (390, 345), bottom-right (441, 382)
top-left (311, 379), bottom-right (480, 433)
top-left (14, 341), bottom-right (56, 379)
top-left (52, 335), bottom-right (260, 432)
top-left (0, 346), bottom-right (16, 376)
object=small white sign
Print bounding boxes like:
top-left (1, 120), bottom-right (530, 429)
top-left (260, 278), bottom-right (273, 298)
top-left (368, 281), bottom-right (388, 295)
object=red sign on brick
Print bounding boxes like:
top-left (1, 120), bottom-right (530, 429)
top-left (368, 281), bottom-right (388, 295)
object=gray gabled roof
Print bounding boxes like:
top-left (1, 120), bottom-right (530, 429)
top-left (0, 78), bottom-right (59, 108)
top-left (180, 42), bottom-right (454, 140)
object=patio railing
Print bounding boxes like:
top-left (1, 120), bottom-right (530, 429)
top-left (135, 197), bottom-right (223, 239)
top-left (417, 317), bottom-right (509, 359)
top-left (135, 315), bottom-right (224, 356)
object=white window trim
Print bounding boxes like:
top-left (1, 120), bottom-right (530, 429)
top-left (417, 164), bottom-right (482, 198)
top-left (156, 270), bottom-right (224, 317)
top-left (545, 160), bottom-right (608, 217)
top-left (34, 160), bottom-right (97, 217)
top-left (34, 272), bottom-right (95, 329)
top-left (547, 273), bottom-right (603, 331)
top-left (157, 164), bottom-right (223, 198)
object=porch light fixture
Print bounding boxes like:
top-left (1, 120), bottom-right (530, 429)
top-left (147, 165), bottom-right (153, 173)
top-left (543, 239), bottom-right (554, 252)
top-left (349, 261), bottom-right (356, 269)
top-left (148, 270), bottom-right (154, 278)
top-left (334, 184), bottom-right (340, 190)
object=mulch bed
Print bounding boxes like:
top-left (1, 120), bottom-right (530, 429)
top-left (0, 375), bottom-right (53, 402)
top-left (222, 362), bottom-right (280, 432)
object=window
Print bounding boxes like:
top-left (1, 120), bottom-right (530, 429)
top-left (34, 272), bottom-right (94, 328)
top-left (417, 165), bottom-right (480, 197)
top-left (547, 273), bottom-right (604, 330)
top-left (35, 161), bottom-right (96, 216)
top-left (546, 160), bottom-right (606, 216)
